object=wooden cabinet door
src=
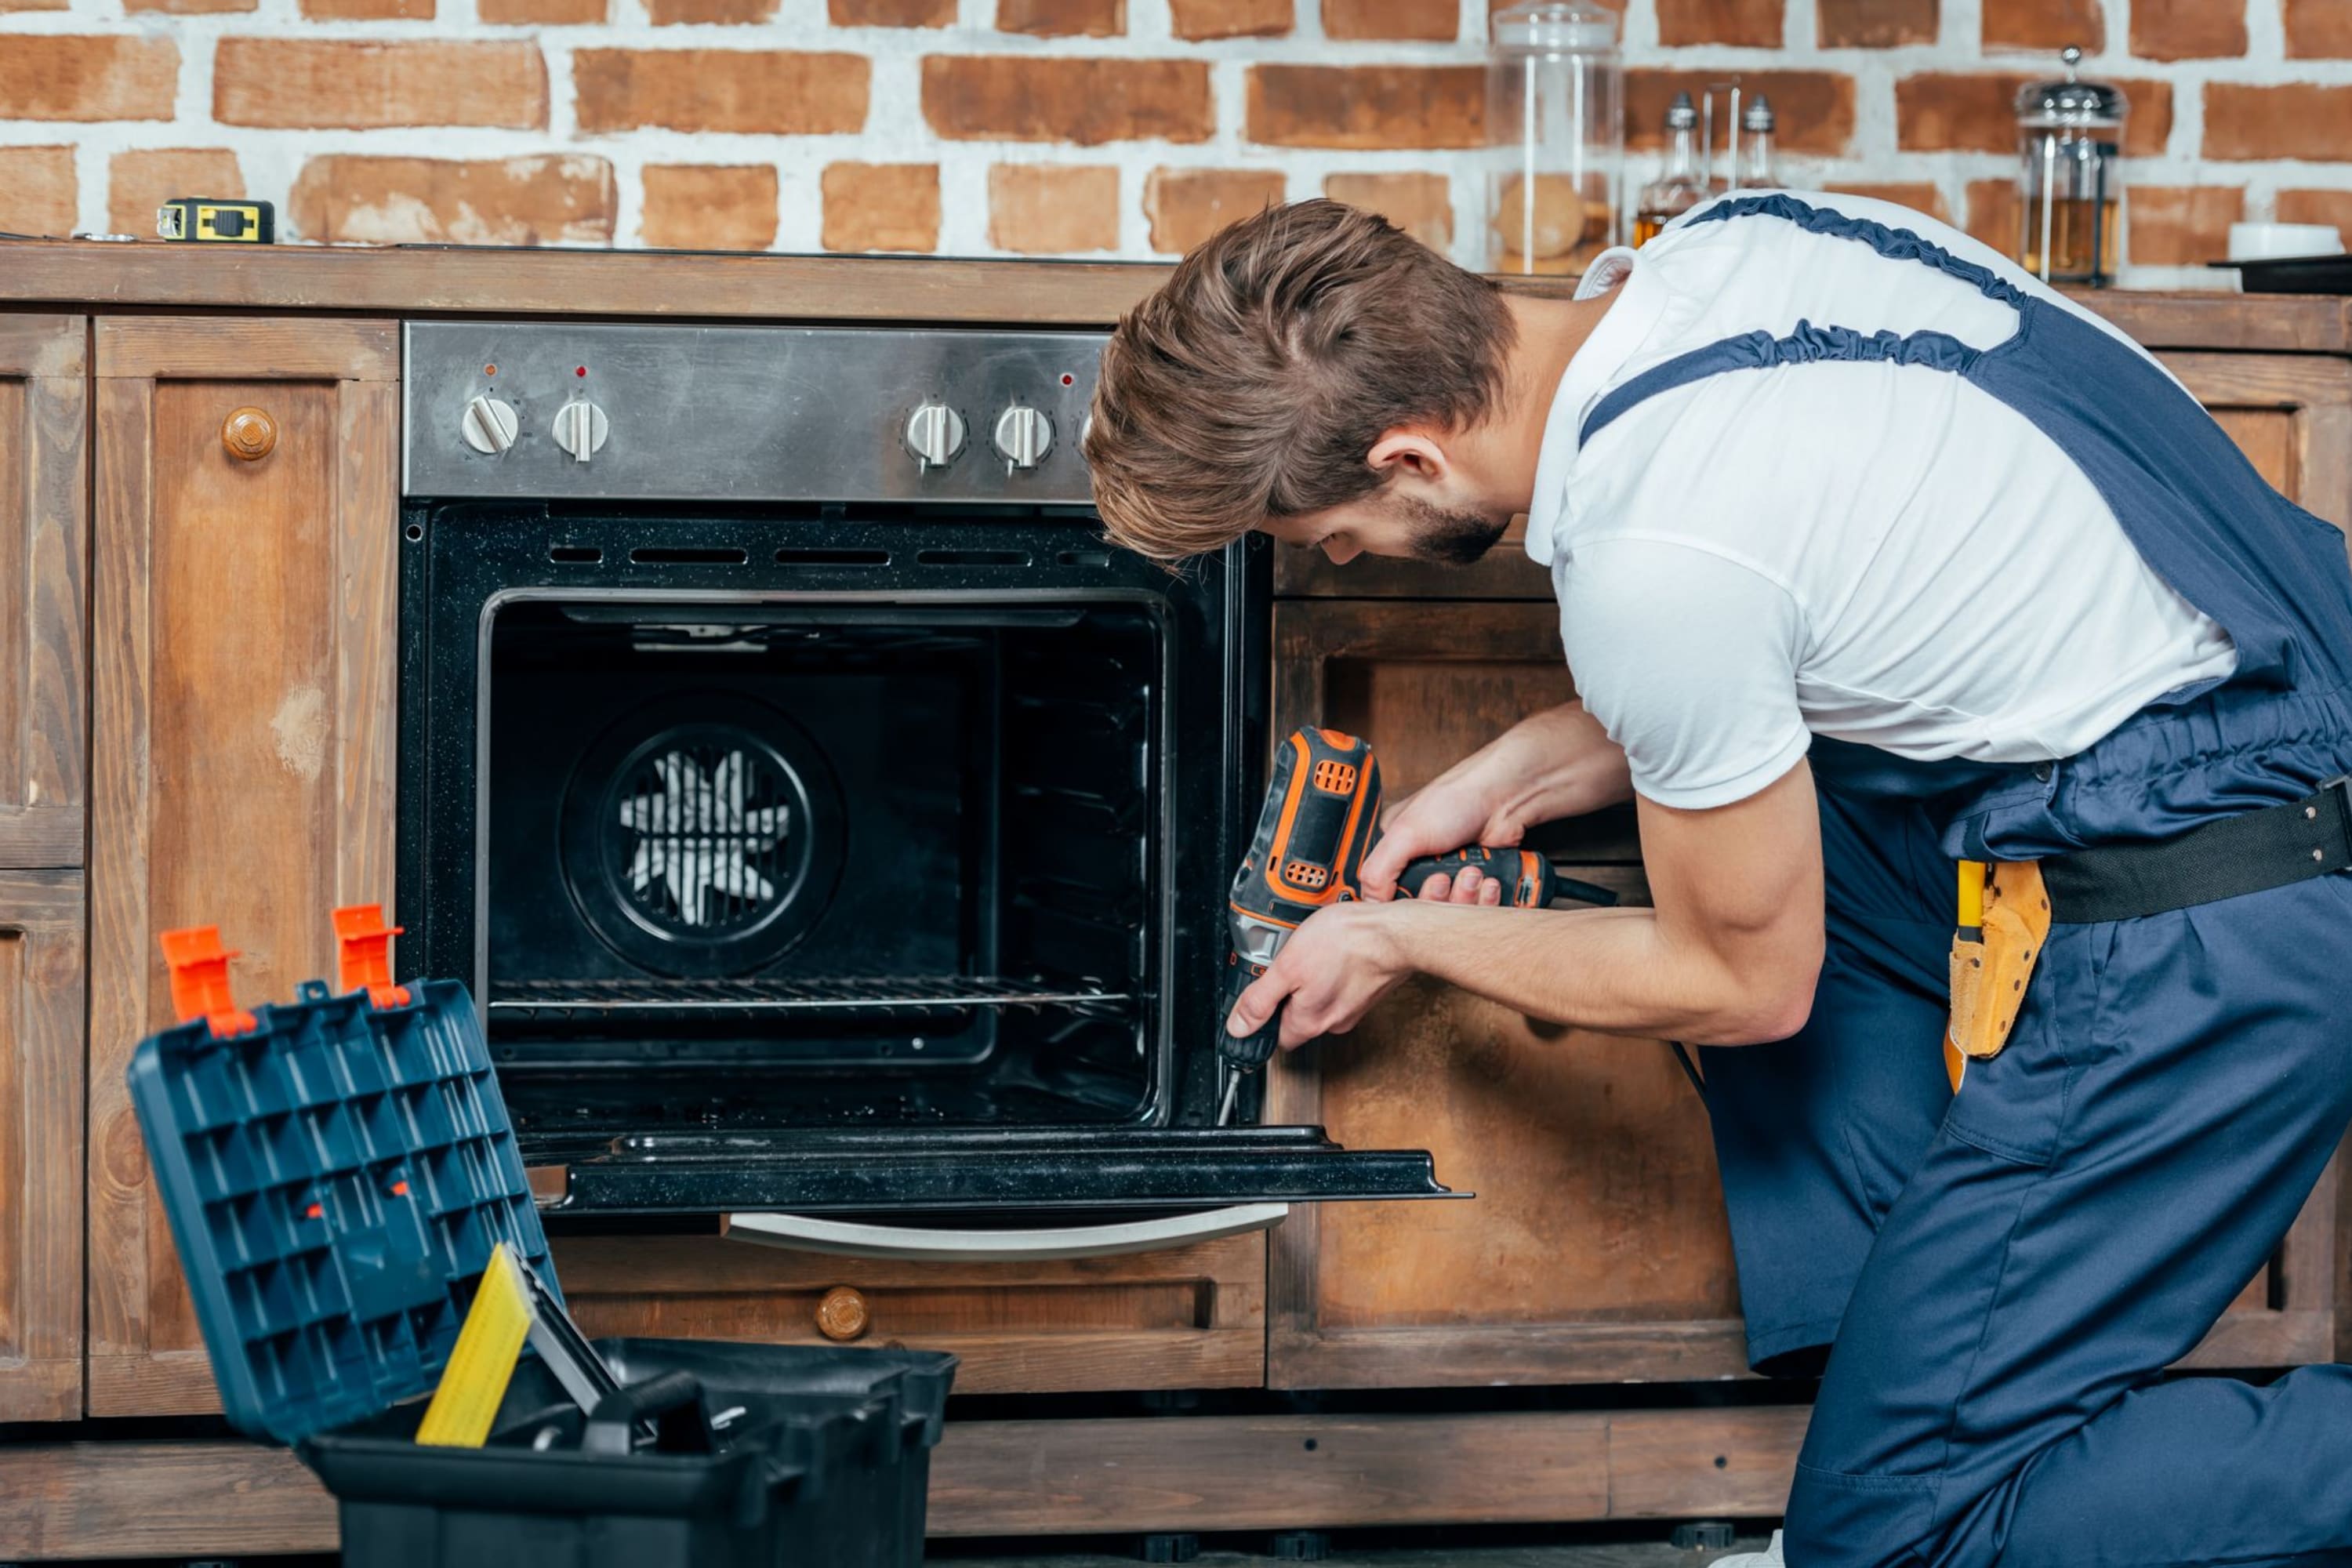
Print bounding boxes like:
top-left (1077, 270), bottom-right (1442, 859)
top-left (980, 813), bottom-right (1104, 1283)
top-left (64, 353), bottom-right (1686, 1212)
top-left (85, 318), bottom-right (398, 1416)
top-left (0, 870), bottom-right (85, 1421)
top-left (0, 316), bottom-right (86, 869)
top-left (1265, 600), bottom-right (1745, 1389)
top-left (2161, 351), bottom-right (2352, 531)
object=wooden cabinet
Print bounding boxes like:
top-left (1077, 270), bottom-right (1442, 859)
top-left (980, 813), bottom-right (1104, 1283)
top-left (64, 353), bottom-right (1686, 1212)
top-left (85, 318), bottom-right (400, 1415)
top-left (0, 317), bottom-right (87, 868)
top-left (553, 1231), bottom-right (1269, 1396)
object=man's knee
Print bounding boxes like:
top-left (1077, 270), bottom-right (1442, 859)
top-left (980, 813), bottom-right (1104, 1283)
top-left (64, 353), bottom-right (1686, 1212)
top-left (1782, 1462), bottom-right (1940, 1568)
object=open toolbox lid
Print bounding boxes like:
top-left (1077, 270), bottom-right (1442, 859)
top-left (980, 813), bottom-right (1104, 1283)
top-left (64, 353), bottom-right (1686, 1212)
top-left (126, 914), bottom-right (556, 1445)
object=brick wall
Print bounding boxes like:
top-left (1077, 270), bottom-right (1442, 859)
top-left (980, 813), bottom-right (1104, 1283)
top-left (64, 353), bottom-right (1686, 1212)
top-left (2, 0), bottom-right (2350, 285)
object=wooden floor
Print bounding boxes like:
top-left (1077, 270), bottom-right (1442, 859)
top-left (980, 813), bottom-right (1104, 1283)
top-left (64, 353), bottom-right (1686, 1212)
top-left (939, 1541), bottom-right (1773, 1566)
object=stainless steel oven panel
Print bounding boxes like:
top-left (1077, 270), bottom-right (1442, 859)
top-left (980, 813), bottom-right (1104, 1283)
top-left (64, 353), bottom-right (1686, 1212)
top-left (403, 322), bottom-right (1107, 505)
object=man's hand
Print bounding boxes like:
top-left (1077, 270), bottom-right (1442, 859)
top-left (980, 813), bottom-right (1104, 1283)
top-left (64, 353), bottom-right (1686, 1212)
top-left (1224, 902), bottom-right (1409, 1050)
top-left (1359, 702), bottom-right (1633, 901)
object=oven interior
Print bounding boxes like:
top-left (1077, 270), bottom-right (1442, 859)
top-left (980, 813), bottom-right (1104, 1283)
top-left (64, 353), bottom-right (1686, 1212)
top-left (481, 595), bottom-right (1167, 1141)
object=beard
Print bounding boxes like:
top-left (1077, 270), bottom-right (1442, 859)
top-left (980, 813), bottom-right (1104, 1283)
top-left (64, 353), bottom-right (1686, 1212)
top-left (1396, 494), bottom-right (1511, 565)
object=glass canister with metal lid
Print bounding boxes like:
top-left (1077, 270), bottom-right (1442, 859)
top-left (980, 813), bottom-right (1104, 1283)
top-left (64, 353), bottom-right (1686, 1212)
top-left (1486, 0), bottom-right (1622, 274)
top-left (2015, 45), bottom-right (2125, 286)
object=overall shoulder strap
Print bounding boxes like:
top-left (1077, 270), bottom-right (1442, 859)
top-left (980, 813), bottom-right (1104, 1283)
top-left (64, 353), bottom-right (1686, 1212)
top-left (1578, 194), bottom-right (2026, 447)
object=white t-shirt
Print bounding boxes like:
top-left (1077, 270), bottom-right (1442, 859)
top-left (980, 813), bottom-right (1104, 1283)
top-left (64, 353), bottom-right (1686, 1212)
top-left (1529, 190), bottom-right (2238, 811)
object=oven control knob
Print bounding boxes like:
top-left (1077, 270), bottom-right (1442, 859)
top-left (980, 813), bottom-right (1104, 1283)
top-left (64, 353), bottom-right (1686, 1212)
top-left (552, 399), bottom-right (609, 464)
top-left (904, 401), bottom-right (966, 470)
top-left (460, 394), bottom-right (519, 456)
top-left (993, 405), bottom-right (1054, 470)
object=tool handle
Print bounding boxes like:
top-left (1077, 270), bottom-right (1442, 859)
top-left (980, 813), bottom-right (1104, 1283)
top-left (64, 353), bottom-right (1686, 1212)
top-left (1398, 846), bottom-right (1550, 907)
top-left (1397, 847), bottom-right (1621, 909)
top-left (586, 1370), bottom-right (717, 1456)
top-left (1218, 959), bottom-right (1282, 1068)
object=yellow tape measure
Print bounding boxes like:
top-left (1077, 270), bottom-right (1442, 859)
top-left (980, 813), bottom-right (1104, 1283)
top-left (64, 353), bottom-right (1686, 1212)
top-left (156, 197), bottom-right (274, 245)
top-left (416, 1242), bottom-right (534, 1447)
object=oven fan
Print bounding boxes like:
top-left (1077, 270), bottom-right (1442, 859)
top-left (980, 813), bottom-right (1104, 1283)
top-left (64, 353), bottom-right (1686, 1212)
top-left (560, 695), bottom-right (845, 978)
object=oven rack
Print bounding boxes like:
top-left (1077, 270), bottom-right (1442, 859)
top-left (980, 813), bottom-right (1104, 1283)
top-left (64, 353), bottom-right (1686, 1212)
top-left (487, 975), bottom-right (1136, 1022)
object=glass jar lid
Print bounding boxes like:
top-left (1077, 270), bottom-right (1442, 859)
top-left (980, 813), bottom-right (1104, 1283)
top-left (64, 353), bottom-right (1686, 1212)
top-left (2016, 45), bottom-right (2126, 128)
top-left (1492, 0), bottom-right (1621, 53)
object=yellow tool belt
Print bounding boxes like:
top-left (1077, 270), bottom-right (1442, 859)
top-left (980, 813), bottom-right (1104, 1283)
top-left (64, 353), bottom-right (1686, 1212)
top-left (1944, 858), bottom-right (2052, 1092)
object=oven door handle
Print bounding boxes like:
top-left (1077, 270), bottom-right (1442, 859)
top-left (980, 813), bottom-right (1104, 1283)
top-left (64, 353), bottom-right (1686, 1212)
top-left (720, 1203), bottom-right (1290, 1262)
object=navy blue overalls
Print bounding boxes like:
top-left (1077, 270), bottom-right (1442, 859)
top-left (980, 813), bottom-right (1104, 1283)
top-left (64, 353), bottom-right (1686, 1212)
top-left (1581, 196), bottom-right (2352, 1567)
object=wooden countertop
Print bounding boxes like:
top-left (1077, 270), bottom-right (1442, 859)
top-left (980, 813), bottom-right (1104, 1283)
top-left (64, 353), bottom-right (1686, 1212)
top-left (0, 238), bottom-right (2347, 351)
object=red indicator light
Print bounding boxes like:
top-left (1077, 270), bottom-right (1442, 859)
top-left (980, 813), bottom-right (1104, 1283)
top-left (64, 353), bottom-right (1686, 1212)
top-left (305, 1203), bottom-right (324, 1220)
top-left (575, 365), bottom-right (588, 377)
top-left (390, 1180), bottom-right (410, 1197)
top-left (484, 364), bottom-right (496, 376)
top-left (1060, 373), bottom-right (1075, 386)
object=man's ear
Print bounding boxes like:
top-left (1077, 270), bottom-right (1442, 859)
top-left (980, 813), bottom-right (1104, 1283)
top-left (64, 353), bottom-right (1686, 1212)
top-left (1367, 429), bottom-right (1448, 486)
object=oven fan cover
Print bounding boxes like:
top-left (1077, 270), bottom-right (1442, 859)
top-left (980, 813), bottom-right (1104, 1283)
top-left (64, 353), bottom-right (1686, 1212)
top-left (560, 694), bottom-right (845, 977)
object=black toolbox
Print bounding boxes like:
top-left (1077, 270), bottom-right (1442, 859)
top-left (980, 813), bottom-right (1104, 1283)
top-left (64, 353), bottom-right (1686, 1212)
top-left (126, 925), bottom-right (956, 1568)
top-left (307, 1338), bottom-right (954, 1568)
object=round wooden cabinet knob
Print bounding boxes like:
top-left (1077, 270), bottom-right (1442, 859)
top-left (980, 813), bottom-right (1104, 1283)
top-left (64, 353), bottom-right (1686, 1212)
top-left (815, 1286), bottom-right (871, 1342)
top-left (222, 406), bottom-right (278, 463)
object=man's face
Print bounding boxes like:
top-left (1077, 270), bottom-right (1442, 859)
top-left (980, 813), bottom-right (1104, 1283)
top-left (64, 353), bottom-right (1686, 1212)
top-left (1266, 486), bottom-right (1512, 567)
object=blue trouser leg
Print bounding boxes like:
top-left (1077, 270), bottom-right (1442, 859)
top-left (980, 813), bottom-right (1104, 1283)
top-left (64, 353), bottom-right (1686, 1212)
top-left (1784, 869), bottom-right (2352, 1568)
top-left (1701, 779), bottom-right (1955, 1371)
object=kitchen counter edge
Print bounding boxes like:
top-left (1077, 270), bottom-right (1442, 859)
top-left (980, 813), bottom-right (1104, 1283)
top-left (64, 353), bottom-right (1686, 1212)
top-left (0, 241), bottom-right (2346, 350)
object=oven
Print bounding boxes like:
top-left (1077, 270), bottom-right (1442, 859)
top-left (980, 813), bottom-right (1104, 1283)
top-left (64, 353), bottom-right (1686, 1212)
top-left (396, 321), bottom-right (1453, 1238)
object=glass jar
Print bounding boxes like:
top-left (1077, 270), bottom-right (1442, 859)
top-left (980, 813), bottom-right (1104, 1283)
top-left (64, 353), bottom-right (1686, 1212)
top-left (2015, 45), bottom-right (2125, 286)
top-left (1486, 0), bottom-right (1622, 275)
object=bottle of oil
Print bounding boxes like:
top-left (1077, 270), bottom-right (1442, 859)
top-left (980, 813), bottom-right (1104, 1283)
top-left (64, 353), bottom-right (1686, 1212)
top-left (1633, 93), bottom-right (1706, 246)
top-left (1730, 93), bottom-right (1776, 191)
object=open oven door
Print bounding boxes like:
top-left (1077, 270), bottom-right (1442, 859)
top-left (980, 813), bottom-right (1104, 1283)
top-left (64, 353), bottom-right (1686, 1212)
top-left (527, 1123), bottom-right (1461, 1234)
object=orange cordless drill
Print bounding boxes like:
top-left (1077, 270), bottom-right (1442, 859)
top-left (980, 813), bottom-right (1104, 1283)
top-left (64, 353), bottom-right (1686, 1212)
top-left (1218, 728), bottom-right (1619, 1123)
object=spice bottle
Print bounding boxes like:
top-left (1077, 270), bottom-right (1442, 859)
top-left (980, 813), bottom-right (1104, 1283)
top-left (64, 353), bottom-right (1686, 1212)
top-left (1634, 93), bottom-right (1708, 246)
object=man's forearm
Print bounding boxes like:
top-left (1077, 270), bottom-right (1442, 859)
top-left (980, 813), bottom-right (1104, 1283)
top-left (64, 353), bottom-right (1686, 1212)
top-left (1376, 898), bottom-right (1816, 1046)
top-left (1487, 701), bottom-right (1635, 826)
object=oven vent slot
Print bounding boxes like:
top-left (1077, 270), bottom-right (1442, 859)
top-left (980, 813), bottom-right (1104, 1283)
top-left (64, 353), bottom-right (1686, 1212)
top-left (915, 549), bottom-right (1032, 568)
top-left (549, 546), bottom-right (603, 564)
top-left (630, 546), bottom-right (750, 565)
top-left (488, 975), bottom-right (1133, 1023)
top-left (1058, 551), bottom-right (1112, 568)
top-left (774, 548), bottom-right (890, 567)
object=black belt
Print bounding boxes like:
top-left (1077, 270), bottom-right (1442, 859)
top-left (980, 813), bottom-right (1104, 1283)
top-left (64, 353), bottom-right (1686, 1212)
top-left (2041, 776), bottom-right (2352, 924)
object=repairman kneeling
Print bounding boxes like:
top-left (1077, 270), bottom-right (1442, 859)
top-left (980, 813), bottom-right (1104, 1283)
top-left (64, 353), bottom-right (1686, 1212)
top-left (1083, 191), bottom-right (2352, 1568)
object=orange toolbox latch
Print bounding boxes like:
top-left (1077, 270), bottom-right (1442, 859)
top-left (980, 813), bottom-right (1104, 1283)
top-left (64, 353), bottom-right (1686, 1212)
top-left (158, 926), bottom-right (259, 1039)
top-left (332, 904), bottom-right (410, 1009)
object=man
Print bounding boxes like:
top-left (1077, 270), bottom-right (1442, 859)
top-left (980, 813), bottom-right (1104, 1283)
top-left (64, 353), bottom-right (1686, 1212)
top-left (1083, 192), bottom-right (2352, 1568)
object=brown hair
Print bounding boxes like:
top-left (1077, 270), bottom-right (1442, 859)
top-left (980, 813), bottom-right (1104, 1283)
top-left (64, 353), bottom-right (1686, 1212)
top-left (1084, 198), bottom-right (1517, 563)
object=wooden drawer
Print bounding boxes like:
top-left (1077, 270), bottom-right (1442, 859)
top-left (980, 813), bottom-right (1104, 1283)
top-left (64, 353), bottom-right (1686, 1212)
top-left (550, 1229), bottom-right (1269, 1395)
